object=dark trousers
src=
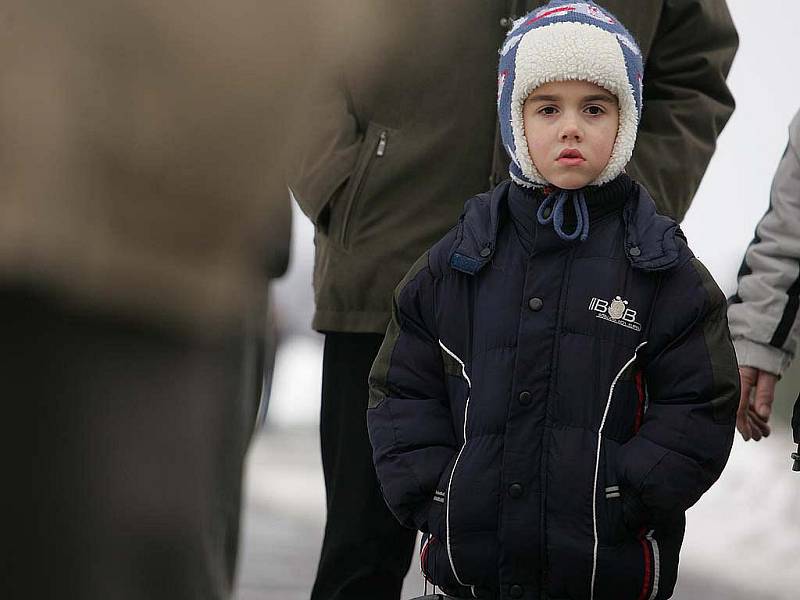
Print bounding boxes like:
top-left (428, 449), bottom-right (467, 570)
top-left (311, 333), bottom-right (417, 600)
top-left (2, 288), bottom-right (253, 600)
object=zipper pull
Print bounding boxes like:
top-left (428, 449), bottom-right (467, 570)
top-left (376, 130), bottom-right (387, 157)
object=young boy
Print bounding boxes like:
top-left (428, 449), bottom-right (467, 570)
top-left (367, 2), bottom-right (739, 599)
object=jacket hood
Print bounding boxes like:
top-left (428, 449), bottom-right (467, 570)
top-left (449, 180), bottom-right (683, 274)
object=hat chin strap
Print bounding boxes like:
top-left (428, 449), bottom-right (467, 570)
top-left (537, 188), bottom-right (590, 242)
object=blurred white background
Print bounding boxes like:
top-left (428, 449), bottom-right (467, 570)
top-left (240, 2), bottom-right (800, 598)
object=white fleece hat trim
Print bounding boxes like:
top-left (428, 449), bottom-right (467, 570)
top-left (510, 21), bottom-right (638, 188)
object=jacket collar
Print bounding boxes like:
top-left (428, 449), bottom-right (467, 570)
top-left (508, 175), bottom-right (634, 252)
top-left (621, 182), bottom-right (685, 270)
top-left (448, 178), bottom-right (684, 275)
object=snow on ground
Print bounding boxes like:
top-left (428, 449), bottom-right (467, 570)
top-left (680, 432), bottom-right (800, 597)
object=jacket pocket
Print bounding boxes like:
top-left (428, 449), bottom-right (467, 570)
top-left (419, 457), bottom-right (460, 590)
top-left (593, 540), bottom-right (651, 600)
top-left (329, 121), bottom-right (392, 250)
top-left (593, 449), bottom-right (661, 599)
top-left (427, 454), bottom-right (457, 539)
top-left (598, 441), bottom-right (630, 547)
top-left (420, 532), bottom-right (471, 597)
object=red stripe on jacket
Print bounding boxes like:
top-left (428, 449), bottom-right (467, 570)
top-left (637, 528), bottom-right (653, 600)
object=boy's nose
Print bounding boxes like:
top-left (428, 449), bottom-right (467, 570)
top-left (560, 122), bottom-right (582, 142)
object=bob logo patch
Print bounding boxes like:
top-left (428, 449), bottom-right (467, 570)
top-left (589, 295), bottom-right (642, 332)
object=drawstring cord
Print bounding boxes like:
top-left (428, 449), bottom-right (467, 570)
top-left (537, 188), bottom-right (590, 242)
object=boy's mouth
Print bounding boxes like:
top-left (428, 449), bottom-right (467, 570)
top-left (557, 148), bottom-right (585, 159)
top-left (557, 148), bottom-right (585, 166)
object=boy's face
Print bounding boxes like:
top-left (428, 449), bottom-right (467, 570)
top-left (523, 80), bottom-right (619, 190)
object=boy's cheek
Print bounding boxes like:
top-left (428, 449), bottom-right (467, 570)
top-left (526, 140), bottom-right (548, 171)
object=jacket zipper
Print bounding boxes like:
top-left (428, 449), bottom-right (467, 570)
top-left (589, 341), bottom-right (648, 600)
top-left (539, 248), bottom-right (575, 598)
top-left (438, 339), bottom-right (472, 589)
top-left (340, 129), bottom-right (387, 248)
top-left (376, 130), bottom-right (387, 156)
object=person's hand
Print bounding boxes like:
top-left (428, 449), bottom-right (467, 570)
top-left (736, 366), bottom-right (778, 441)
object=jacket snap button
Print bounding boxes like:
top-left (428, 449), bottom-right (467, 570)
top-left (510, 584), bottom-right (523, 598)
top-left (480, 246), bottom-right (492, 258)
top-left (500, 16), bottom-right (513, 29)
top-left (528, 297), bottom-right (543, 311)
top-left (509, 483), bottom-right (523, 498)
top-left (629, 245), bottom-right (641, 257)
top-left (518, 391), bottom-right (532, 405)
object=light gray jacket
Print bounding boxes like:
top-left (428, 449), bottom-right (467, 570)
top-left (728, 109), bottom-right (800, 376)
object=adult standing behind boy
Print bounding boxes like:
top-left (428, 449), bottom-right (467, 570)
top-left (290, 2), bottom-right (738, 598)
top-left (729, 108), bottom-right (800, 446)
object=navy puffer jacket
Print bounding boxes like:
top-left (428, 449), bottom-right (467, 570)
top-left (367, 176), bottom-right (738, 600)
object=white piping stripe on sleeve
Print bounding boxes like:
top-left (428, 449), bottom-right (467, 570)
top-left (438, 339), bottom-right (472, 587)
top-left (438, 340), bottom-right (471, 386)
top-left (438, 340), bottom-right (472, 442)
top-left (646, 530), bottom-right (660, 600)
top-left (589, 341), bottom-right (648, 600)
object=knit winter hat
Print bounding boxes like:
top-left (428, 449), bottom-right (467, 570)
top-left (498, 1), bottom-right (644, 189)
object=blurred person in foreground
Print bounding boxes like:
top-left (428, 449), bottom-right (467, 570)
top-left (728, 109), bottom-right (800, 457)
top-left (290, 1), bottom-right (738, 598)
top-left (0, 2), bottom-right (316, 598)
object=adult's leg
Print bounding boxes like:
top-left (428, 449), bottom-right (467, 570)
top-left (311, 332), bottom-right (417, 600)
top-left (3, 288), bottom-right (251, 600)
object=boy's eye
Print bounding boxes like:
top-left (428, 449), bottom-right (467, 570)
top-left (538, 106), bottom-right (558, 115)
top-left (585, 105), bottom-right (605, 115)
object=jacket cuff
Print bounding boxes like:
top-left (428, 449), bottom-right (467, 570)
top-left (732, 338), bottom-right (789, 377)
top-left (413, 497), bottom-right (446, 536)
top-left (411, 499), bottom-right (433, 532)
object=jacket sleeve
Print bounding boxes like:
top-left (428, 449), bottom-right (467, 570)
top-left (728, 110), bottom-right (800, 377)
top-left (626, 0), bottom-right (738, 222)
top-left (618, 257), bottom-right (739, 528)
top-left (367, 252), bottom-right (458, 531)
